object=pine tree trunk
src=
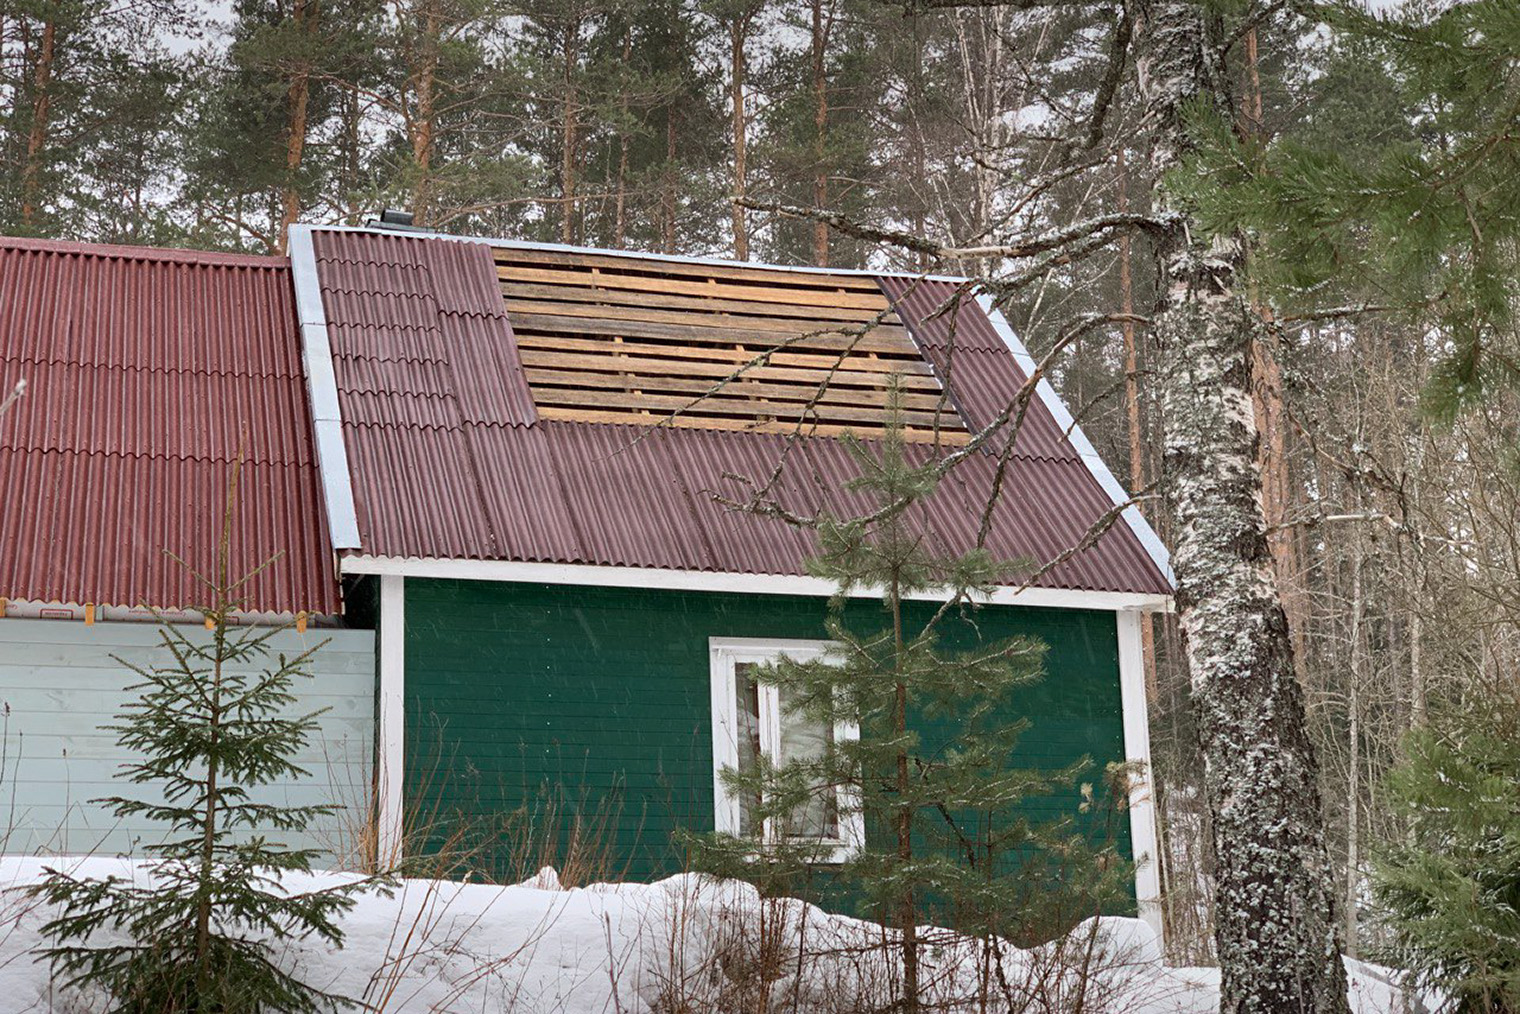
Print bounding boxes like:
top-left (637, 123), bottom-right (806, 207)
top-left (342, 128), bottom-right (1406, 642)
top-left (560, 17), bottom-right (580, 246)
top-left (20, 17), bottom-right (55, 229)
top-left (730, 18), bottom-right (749, 261)
top-left (1135, 3), bottom-right (1351, 1010)
top-left (662, 108), bottom-right (678, 254)
top-left (614, 29), bottom-right (631, 249)
top-left (1239, 26), bottom-right (1308, 677)
top-left (810, 0), bottom-right (829, 268)
top-left (409, 0), bottom-right (441, 225)
top-left (276, 0), bottom-right (315, 255)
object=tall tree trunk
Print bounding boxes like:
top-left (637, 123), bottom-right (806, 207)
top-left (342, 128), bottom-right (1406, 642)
top-left (613, 28), bottom-right (631, 249)
top-left (560, 16), bottom-right (581, 245)
top-left (1116, 146), bottom-right (1159, 699)
top-left (890, 579), bottom-right (919, 1014)
top-left (338, 87), bottom-right (364, 223)
top-left (810, 0), bottom-right (829, 267)
top-left (662, 106), bottom-right (678, 254)
top-left (1135, 3), bottom-right (1351, 1011)
top-left (729, 18), bottom-right (749, 260)
top-left (20, 17), bottom-right (56, 229)
top-left (1346, 536), bottom-right (1365, 960)
top-left (1239, 25), bottom-right (1307, 675)
top-left (276, 0), bottom-right (316, 254)
top-left (409, 0), bottom-right (441, 225)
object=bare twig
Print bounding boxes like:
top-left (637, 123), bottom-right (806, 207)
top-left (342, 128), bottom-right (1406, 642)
top-left (0, 378), bottom-right (27, 419)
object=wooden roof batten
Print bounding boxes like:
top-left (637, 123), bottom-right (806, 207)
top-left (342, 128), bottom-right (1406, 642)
top-left (493, 246), bottom-right (971, 444)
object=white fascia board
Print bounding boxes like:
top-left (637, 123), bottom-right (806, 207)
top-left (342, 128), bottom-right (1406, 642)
top-left (339, 556), bottom-right (1170, 613)
top-left (288, 224), bottom-right (362, 550)
top-left (973, 291), bottom-right (1175, 588)
top-left (299, 223), bottom-right (972, 286)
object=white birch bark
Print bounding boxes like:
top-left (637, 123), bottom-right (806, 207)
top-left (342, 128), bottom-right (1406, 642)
top-left (1134, 3), bottom-right (1352, 1010)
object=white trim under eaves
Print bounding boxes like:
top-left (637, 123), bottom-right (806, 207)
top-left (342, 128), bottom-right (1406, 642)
top-left (339, 556), bottom-right (1170, 613)
top-left (288, 224), bottom-right (362, 550)
top-left (973, 291), bottom-right (1175, 588)
top-left (297, 222), bottom-right (974, 285)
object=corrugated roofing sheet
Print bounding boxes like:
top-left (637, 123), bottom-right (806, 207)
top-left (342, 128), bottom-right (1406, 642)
top-left (0, 237), bottom-right (339, 614)
top-left (312, 230), bottom-right (1169, 596)
top-left (875, 275), bottom-right (1075, 460)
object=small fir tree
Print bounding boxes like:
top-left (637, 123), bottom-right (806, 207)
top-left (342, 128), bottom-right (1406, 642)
top-left (690, 417), bottom-right (1130, 1012)
top-left (33, 463), bottom-right (365, 1013)
top-left (1372, 686), bottom-right (1520, 1014)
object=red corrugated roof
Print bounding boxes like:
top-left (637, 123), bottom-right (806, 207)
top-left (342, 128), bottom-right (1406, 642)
top-left (0, 237), bottom-right (340, 614)
top-left (312, 230), bottom-right (1169, 596)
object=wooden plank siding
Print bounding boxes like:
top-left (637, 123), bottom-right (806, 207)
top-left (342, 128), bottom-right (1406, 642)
top-left (0, 619), bottom-right (375, 863)
top-left (493, 248), bottom-right (970, 444)
top-left (401, 578), bottom-right (1133, 898)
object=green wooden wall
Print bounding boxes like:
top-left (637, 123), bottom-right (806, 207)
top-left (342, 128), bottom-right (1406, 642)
top-left (401, 578), bottom-right (1130, 887)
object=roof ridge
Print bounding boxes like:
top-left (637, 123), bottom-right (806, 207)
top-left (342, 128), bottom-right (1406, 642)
top-left (304, 223), bottom-right (976, 284)
top-left (0, 234), bottom-right (289, 269)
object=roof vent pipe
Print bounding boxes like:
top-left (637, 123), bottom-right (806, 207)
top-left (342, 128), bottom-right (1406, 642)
top-left (369, 208), bottom-right (430, 233)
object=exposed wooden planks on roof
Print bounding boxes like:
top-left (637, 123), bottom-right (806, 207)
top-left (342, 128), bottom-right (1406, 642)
top-left (493, 247), bottom-right (969, 444)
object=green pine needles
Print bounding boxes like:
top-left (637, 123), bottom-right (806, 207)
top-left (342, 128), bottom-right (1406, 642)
top-left (32, 467), bottom-right (366, 1013)
top-left (689, 414), bottom-right (1131, 1011)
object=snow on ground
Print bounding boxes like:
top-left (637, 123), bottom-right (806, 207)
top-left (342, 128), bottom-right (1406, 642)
top-left (0, 857), bottom-right (1418, 1013)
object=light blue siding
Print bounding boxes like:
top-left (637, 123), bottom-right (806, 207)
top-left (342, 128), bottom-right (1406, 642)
top-left (0, 618), bottom-right (375, 865)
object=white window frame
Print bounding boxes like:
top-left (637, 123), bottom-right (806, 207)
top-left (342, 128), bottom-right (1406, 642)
top-left (709, 637), bottom-right (863, 863)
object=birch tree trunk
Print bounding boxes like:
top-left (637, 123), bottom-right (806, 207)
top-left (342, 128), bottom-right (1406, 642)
top-left (1135, 3), bottom-right (1351, 1010)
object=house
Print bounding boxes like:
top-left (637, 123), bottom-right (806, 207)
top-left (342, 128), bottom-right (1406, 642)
top-left (0, 225), bottom-right (1170, 935)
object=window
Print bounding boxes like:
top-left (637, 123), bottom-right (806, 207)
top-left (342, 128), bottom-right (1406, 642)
top-left (709, 638), bottom-right (863, 861)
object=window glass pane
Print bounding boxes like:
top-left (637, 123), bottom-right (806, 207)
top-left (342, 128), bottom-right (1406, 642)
top-left (733, 662), bottom-right (762, 837)
top-left (778, 683), bottom-right (838, 841)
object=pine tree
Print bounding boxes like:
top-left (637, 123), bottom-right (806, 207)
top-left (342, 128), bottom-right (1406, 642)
top-left (0, 0), bottom-right (190, 238)
top-left (691, 414), bottom-right (1130, 1012)
top-left (1372, 688), bottom-right (1520, 1014)
top-left (32, 466), bottom-right (366, 1013)
top-left (1179, 1), bottom-right (1520, 419)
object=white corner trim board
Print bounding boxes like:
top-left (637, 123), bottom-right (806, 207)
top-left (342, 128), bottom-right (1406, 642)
top-left (288, 224), bottom-right (362, 551)
top-left (375, 574), bottom-right (406, 868)
top-left (1117, 611), bottom-right (1164, 945)
top-left (339, 556), bottom-right (1171, 613)
top-left (974, 292), bottom-right (1175, 588)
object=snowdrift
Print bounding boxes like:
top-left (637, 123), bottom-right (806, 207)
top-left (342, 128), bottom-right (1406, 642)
top-left (0, 858), bottom-right (1414, 1013)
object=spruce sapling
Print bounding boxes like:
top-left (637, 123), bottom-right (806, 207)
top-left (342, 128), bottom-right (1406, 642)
top-left (32, 459), bottom-right (366, 1013)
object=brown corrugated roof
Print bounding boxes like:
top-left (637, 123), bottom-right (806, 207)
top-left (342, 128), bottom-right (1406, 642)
top-left (311, 229), bottom-right (1169, 596)
top-left (0, 236), bottom-right (340, 614)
